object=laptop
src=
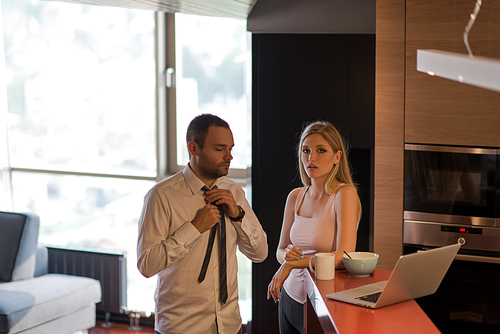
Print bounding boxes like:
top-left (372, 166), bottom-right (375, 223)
top-left (326, 243), bottom-right (461, 309)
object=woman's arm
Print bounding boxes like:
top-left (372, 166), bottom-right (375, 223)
top-left (332, 185), bottom-right (360, 269)
top-left (276, 188), bottom-right (302, 264)
top-left (268, 188), bottom-right (303, 302)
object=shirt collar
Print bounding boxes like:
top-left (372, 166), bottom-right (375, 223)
top-left (183, 163), bottom-right (220, 195)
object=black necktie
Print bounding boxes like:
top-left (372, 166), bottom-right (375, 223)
top-left (198, 186), bottom-right (228, 304)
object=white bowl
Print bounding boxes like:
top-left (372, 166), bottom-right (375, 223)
top-left (343, 252), bottom-right (379, 277)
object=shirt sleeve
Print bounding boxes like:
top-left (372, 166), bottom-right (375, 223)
top-left (231, 187), bottom-right (268, 263)
top-left (136, 187), bottom-right (201, 278)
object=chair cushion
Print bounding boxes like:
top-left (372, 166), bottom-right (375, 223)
top-left (0, 212), bottom-right (39, 282)
top-left (0, 274), bottom-right (101, 333)
top-left (34, 246), bottom-right (48, 277)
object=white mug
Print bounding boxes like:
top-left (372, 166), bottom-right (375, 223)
top-left (309, 253), bottom-right (335, 280)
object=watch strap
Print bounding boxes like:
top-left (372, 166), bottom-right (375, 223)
top-left (230, 205), bottom-right (245, 222)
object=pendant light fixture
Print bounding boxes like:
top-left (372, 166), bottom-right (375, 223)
top-left (416, 0), bottom-right (500, 93)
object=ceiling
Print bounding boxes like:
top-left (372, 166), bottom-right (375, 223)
top-left (43, 0), bottom-right (257, 19)
top-left (43, 0), bottom-right (376, 33)
top-left (247, 0), bottom-right (376, 34)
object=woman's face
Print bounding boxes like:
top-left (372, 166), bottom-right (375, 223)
top-left (301, 133), bottom-right (341, 181)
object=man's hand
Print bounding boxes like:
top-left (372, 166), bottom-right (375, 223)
top-left (204, 188), bottom-right (240, 219)
top-left (191, 204), bottom-right (221, 233)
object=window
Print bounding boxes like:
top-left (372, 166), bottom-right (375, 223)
top-left (3, 0), bottom-right (157, 313)
top-left (173, 13), bottom-right (251, 172)
top-left (2, 1), bottom-right (251, 321)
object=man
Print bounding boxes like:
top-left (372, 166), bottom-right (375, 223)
top-left (137, 114), bottom-right (268, 334)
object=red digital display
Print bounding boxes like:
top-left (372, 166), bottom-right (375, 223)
top-left (441, 226), bottom-right (482, 235)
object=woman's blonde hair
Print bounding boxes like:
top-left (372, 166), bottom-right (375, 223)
top-left (298, 120), bottom-right (362, 224)
top-left (297, 121), bottom-right (353, 191)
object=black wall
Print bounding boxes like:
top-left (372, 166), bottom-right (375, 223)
top-left (251, 33), bottom-right (375, 333)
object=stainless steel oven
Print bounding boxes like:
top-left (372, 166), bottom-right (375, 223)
top-left (404, 144), bottom-right (499, 226)
top-left (403, 144), bottom-right (500, 333)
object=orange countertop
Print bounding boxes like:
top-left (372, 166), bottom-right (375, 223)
top-left (305, 269), bottom-right (441, 334)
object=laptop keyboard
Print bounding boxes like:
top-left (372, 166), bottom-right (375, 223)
top-left (356, 292), bottom-right (381, 303)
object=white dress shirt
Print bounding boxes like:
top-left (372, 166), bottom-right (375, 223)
top-left (137, 165), bottom-right (268, 334)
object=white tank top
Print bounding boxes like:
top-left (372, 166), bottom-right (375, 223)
top-left (283, 185), bottom-right (338, 303)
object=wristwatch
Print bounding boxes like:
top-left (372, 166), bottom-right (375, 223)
top-left (230, 205), bottom-right (245, 222)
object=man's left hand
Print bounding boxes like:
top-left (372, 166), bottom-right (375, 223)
top-left (205, 188), bottom-right (239, 218)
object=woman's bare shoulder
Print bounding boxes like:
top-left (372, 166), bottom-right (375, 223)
top-left (289, 187), bottom-right (304, 196)
top-left (336, 184), bottom-right (358, 198)
top-left (286, 187), bottom-right (304, 204)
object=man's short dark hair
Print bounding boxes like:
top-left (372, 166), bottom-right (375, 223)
top-left (186, 114), bottom-right (230, 148)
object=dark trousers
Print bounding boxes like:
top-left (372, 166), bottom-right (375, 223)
top-left (278, 288), bottom-right (304, 334)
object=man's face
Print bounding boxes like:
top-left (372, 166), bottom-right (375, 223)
top-left (196, 126), bottom-right (234, 180)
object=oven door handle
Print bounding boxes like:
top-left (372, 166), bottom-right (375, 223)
top-left (455, 254), bottom-right (500, 264)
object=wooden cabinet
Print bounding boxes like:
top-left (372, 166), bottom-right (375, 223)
top-left (375, 0), bottom-right (500, 272)
top-left (405, 0), bottom-right (500, 147)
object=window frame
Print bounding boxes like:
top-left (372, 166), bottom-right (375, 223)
top-left (10, 11), bottom-right (248, 184)
top-left (162, 12), bottom-right (250, 181)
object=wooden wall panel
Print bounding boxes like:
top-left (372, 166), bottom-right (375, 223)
top-left (405, 0), bottom-right (500, 147)
top-left (374, 0), bottom-right (406, 270)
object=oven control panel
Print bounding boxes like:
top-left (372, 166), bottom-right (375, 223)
top-left (441, 226), bottom-right (482, 235)
top-left (404, 220), bottom-right (500, 253)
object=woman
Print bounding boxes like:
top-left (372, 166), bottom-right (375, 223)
top-left (267, 121), bottom-right (361, 334)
